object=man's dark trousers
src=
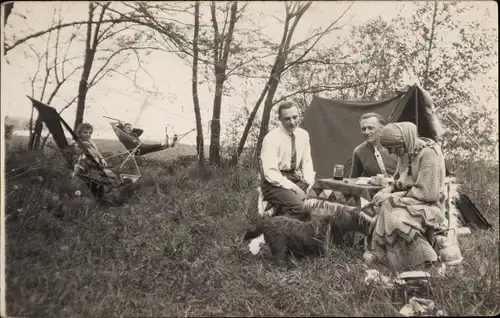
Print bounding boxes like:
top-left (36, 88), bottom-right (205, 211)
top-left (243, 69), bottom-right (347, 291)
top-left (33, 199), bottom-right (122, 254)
top-left (261, 171), bottom-right (310, 221)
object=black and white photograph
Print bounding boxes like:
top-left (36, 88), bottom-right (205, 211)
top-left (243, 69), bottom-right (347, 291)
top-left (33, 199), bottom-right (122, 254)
top-left (1, 1), bottom-right (498, 316)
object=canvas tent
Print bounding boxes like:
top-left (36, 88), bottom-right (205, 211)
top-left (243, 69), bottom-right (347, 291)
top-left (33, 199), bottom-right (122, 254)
top-left (301, 83), bottom-right (445, 179)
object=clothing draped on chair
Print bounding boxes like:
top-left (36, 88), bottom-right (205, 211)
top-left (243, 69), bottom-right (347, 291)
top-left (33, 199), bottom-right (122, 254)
top-left (28, 96), bottom-right (137, 203)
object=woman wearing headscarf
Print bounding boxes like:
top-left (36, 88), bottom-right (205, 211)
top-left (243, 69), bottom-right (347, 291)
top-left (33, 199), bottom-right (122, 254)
top-left (364, 121), bottom-right (447, 270)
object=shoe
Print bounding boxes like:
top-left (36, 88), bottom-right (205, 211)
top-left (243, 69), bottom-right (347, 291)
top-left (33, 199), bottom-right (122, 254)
top-left (363, 250), bottom-right (376, 265)
top-left (434, 233), bottom-right (463, 266)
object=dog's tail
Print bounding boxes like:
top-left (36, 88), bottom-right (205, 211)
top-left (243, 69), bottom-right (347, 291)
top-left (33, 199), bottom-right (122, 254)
top-left (243, 222), bottom-right (263, 241)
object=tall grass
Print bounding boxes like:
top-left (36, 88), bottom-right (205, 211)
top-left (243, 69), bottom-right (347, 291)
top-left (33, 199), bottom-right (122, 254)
top-left (4, 148), bottom-right (499, 317)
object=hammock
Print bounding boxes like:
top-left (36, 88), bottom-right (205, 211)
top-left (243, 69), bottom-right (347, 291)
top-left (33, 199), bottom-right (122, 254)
top-left (110, 122), bottom-right (171, 156)
top-left (27, 96), bottom-right (140, 202)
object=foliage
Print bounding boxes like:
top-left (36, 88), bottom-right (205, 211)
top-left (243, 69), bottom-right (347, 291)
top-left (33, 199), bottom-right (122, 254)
top-left (5, 123), bottom-right (15, 141)
top-left (284, 17), bottom-right (408, 113)
top-left (397, 1), bottom-right (498, 160)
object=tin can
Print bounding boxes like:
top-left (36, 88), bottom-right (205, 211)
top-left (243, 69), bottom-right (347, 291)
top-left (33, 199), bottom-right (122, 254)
top-left (376, 174), bottom-right (384, 186)
top-left (333, 164), bottom-right (344, 180)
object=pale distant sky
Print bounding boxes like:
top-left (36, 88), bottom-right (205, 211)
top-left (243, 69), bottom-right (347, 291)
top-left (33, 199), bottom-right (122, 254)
top-left (2, 1), bottom-right (498, 145)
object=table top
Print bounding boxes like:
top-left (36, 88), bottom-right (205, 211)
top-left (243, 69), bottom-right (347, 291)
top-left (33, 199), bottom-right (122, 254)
top-left (314, 178), bottom-right (384, 190)
top-left (307, 177), bottom-right (383, 205)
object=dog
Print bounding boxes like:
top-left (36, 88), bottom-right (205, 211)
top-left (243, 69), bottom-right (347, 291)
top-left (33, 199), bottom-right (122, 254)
top-left (243, 202), bottom-right (363, 262)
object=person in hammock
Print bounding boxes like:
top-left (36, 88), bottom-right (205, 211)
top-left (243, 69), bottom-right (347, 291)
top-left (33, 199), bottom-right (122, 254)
top-left (119, 122), bottom-right (178, 155)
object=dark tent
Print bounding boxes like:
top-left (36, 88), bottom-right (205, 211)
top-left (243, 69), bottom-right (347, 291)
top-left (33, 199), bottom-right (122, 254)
top-left (301, 84), bottom-right (444, 179)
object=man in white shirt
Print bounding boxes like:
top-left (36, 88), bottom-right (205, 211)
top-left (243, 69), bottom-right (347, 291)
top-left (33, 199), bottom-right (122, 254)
top-left (260, 101), bottom-right (316, 221)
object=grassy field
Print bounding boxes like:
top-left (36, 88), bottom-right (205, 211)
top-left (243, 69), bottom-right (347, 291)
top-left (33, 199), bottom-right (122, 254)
top-left (3, 138), bottom-right (499, 317)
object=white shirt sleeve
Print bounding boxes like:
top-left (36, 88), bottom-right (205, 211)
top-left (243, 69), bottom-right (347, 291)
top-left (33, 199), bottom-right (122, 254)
top-left (301, 131), bottom-right (316, 185)
top-left (260, 132), bottom-right (295, 189)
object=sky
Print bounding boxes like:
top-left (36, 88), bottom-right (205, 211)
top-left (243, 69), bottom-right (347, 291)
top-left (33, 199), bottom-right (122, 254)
top-left (1, 1), bottom-right (498, 146)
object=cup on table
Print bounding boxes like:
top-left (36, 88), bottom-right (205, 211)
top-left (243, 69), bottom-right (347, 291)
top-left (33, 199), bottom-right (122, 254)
top-left (377, 174), bottom-right (389, 186)
top-left (333, 164), bottom-right (344, 180)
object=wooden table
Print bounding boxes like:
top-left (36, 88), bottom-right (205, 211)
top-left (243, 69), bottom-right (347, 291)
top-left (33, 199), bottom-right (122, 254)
top-left (307, 178), bottom-right (384, 212)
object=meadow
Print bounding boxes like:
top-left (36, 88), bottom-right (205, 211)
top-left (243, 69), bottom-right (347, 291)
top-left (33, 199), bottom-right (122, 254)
top-left (3, 135), bottom-right (499, 317)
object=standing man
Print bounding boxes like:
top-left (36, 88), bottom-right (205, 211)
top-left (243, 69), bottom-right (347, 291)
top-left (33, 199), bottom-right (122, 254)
top-left (350, 112), bottom-right (398, 178)
top-left (260, 101), bottom-right (316, 221)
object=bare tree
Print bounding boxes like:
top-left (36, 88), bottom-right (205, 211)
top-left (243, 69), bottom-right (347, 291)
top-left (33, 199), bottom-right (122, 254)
top-left (230, 1), bottom-right (353, 165)
top-left (281, 17), bottom-right (408, 110)
top-left (74, 2), bottom-right (110, 129)
top-left (192, 1), bottom-right (205, 171)
top-left (206, 1), bottom-right (241, 166)
top-left (15, 3), bottom-right (162, 148)
top-left (26, 9), bottom-right (83, 150)
top-left (102, 1), bottom-right (255, 166)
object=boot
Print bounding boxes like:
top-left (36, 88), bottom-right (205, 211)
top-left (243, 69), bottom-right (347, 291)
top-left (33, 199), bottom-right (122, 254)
top-left (434, 231), bottom-right (463, 266)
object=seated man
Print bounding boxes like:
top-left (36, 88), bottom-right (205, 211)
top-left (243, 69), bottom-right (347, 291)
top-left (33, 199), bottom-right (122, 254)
top-left (260, 101), bottom-right (316, 222)
top-left (120, 122), bottom-right (178, 155)
top-left (350, 112), bottom-right (398, 178)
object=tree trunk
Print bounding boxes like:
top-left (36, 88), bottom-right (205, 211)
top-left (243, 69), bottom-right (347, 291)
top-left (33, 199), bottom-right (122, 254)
top-left (422, 1), bottom-right (438, 90)
top-left (28, 117), bottom-right (43, 150)
top-left (229, 76), bottom-right (272, 166)
top-left (235, 2), bottom-right (311, 163)
top-left (192, 1), bottom-right (205, 171)
top-left (255, 74), bottom-right (281, 158)
top-left (208, 1), bottom-right (238, 166)
top-left (3, 2), bottom-right (14, 54)
top-left (3, 2), bottom-right (13, 27)
top-left (209, 77), bottom-right (223, 166)
top-left (74, 52), bottom-right (94, 129)
top-left (230, 12), bottom-right (290, 166)
top-left (74, 3), bottom-right (106, 129)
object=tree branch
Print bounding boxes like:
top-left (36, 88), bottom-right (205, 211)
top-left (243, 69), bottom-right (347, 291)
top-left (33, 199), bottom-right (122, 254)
top-left (272, 80), bottom-right (385, 106)
top-left (282, 1), bottom-right (354, 73)
top-left (4, 17), bottom-right (137, 53)
top-left (210, 1), bottom-right (221, 67)
top-left (39, 10), bottom-right (57, 101)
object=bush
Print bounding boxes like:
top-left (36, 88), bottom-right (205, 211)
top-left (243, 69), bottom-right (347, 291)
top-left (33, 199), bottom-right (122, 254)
top-left (5, 123), bottom-right (14, 140)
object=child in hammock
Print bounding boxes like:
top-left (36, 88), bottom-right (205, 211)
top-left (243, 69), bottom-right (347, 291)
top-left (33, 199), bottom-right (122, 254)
top-left (120, 122), bottom-right (178, 154)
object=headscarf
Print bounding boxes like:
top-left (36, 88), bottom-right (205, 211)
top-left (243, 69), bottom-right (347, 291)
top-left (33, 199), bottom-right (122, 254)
top-left (379, 122), bottom-right (418, 154)
top-left (378, 122), bottom-right (419, 189)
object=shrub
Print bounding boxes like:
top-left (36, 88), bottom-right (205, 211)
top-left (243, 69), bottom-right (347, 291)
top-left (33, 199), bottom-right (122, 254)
top-left (5, 123), bottom-right (14, 140)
